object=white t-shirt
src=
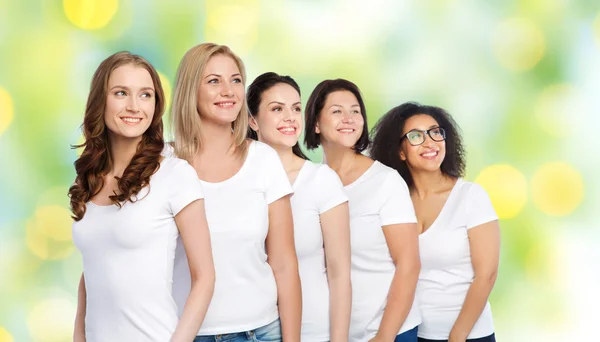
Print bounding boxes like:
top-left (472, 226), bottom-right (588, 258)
top-left (417, 178), bottom-right (498, 339)
top-left (72, 157), bottom-right (204, 342)
top-left (170, 141), bottom-right (293, 335)
top-left (291, 161), bottom-right (348, 342)
top-left (345, 161), bottom-right (421, 342)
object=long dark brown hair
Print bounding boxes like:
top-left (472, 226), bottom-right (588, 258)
top-left (68, 51), bottom-right (166, 221)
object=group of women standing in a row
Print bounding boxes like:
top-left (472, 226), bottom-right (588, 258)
top-left (70, 43), bottom-right (500, 342)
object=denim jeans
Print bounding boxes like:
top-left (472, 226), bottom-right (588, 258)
top-left (395, 326), bottom-right (419, 342)
top-left (418, 333), bottom-right (496, 342)
top-left (193, 319), bottom-right (282, 342)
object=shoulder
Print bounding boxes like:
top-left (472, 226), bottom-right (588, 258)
top-left (314, 163), bottom-right (342, 183)
top-left (373, 161), bottom-right (409, 189)
top-left (160, 156), bottom-right (196, 179)
top-left (161, 142), bottom-right (175, 158)
top-left (249, 140), bottom-right (281, 163)
top-left (458, 179), bottom-right (490, 200)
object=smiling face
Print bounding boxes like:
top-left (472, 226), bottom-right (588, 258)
top-left (399, 114), bottom-right (447, 173)
top-left (316, 90), bottom-right (364, 149)
top-left (104, 64), bottom-right (156, 142)
top-left (249, 83), bottom-right (302, 149)
top-left (197, 54), bottom-right (245, 125)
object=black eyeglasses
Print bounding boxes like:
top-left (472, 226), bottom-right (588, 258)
top-left (400, 127), bottom-right (446, 146)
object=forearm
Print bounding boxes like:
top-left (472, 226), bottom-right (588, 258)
top-left (73, 273), bottom-right (86, 341)
top-left (376, 267), bottom-right (419, 341)
top-left (328, 273), bottom-right (351, 342)
top-left (450, 276), bottom-right (496, 340)
top-left (171, 274), bottom-right (215, 342)
top-left (273, 263), bottom-right (302, 342)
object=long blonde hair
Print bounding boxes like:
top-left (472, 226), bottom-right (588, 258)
top-left (171, 43), bottom-right (249, 162)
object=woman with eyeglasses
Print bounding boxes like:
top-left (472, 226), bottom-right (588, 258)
top-left (370, 102), bottom-right (500, 342)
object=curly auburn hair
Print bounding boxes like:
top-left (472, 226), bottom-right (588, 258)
top-left (68, 51), bottom-right (166, 221)
top-left (370, 102), bottom-right (466, 188)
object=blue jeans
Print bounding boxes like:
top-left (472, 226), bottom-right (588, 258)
top-left (193, 319), bottom-right (282, 342)
top-left (395, 326), bottom-right (418, 342)
top-left (418, 333), bottom-right (496, 342)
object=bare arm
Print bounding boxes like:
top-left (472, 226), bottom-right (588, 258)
top-left (321, 203), bottom-right (352, 342)
top-left (266, 195), bottom-right (301, 342)
top-left (171, 199), bottom-right (215, 342)
top-left (449, 221), bottom-right (500, 342)
top-left (371, 223), bottom-right (420, 342)
top-left (73, 273), bottom-right (86, 342)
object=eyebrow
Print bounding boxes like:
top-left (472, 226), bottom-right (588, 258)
top-left (329, 104), bottom-right (360, 109)
top-left (268, 101), bottom-right (302, 106)
top-left (204, 73), bottom-right (242, 79)
top-left (110, 85), bottom-right (155, 92)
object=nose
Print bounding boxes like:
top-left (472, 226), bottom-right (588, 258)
top-left (283, 108), bottom-right (296, 122)
top-left (341, 111), bottom-right (354, 123)
top-left (126, 96), bottom-right (140, 113)
top-left (220, 81), bottom-right (234, 97)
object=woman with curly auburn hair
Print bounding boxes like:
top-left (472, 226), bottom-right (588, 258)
top-left (247, 72), bottom-right (351, 342)
top-left (69, 51), bottom-right (215, 342)
top-left (169, 44), bottom-right (301, 342)
top-left (304, 79), bottom-right (421, 342)
top-left (370, 102), bottom-right (500, 342)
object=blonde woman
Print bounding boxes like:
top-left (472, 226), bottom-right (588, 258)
top-left (168, 43), bottom-right (302, 342)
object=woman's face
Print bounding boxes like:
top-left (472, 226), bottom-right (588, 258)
top-left (316, 90), bottom-right (364, 149)
top-left (197, 54), bottom-right (244, 125)
top-left (249, 83), bottom-right (302, 149)
top-left (399, 114), bottom-right (446, 173)
top-left (104, 64), bottom-right (156, 142)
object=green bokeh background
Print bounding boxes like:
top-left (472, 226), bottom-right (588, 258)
top-left (1, 1), bottom-right (598, 341)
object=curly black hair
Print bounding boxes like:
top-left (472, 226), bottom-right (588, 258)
top-left (370, 102), bottom-right (466, 188)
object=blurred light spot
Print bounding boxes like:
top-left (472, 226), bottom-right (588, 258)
top-left (534, 84), bottom-right (584, 138)
top-left (63, 0), bottom-right (118, 30)
top-left (475, 164), bottom-right (528, 219)
top-left (26, 205), bottom-right (75, 260)
top-left (0, 327), bottom-right (14, 342)
top-left (492, 18), bottom-right (545, 71)
top-left (532, 162), bottom-right (584, 216)
top-left (158, 71), bottom-right (172, 114)
top-left (28, 298), bottom-right (75, 342)
top-left (0, 86), bottom-right (14, 136)
top-left (204, 2), bottom-right (259, 55)
top-left (594, 13), bottom-right (600, 47)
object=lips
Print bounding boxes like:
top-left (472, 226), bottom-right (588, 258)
top-left (120, 117), bottom-right (142, 125)
top-left (338, 128), bottom-right (355, 133)
top-left (278, 126), bottom-right (297, 135)
top-left (214, 101), bottom-right (236, 108)
top-left (420, 151), bottom-right (439, 159)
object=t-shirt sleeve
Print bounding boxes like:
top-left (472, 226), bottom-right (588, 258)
top-left (167, 159), bottom-right (204, 216)
top-left (317, 165), bottom-right (348, 214)
top-left (465, 182), bottom-right (498, 229)
top-left (379, 171), bottom-right (417, 226)
top-left (262, 145), bottom-right (293, 204)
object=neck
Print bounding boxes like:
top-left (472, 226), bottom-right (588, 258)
top-left (273, 144), bottom-right (299, 172)
top-left (322, 142), bottom-right (357, 175)
top-left (108, 134), bottom-right (141, 177)
top-left (199, 119), bottom-right (236, 156)
top-left (410, 168), bottom-right (451, 199)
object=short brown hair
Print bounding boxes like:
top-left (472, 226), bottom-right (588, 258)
top-left (304, 79), bottom-right (370, 153)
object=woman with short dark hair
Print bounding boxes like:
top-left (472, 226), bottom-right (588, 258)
top-left (305, 79), bottom-right (421, 342)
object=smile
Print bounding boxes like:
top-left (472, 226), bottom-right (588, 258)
top-left (121, 117), bottom-right (142, 125)
top-left (420, 151), bottom-right (439, 159)
top-left (278, 127), bottom-right (297, 135)
top-left (215, 101), bottom-right (235, 108)
top-left (338, 128), bottom-right (355, 133)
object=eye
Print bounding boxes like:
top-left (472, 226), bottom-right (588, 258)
top-left (352, 109), bottom-right (361, 114)
top-left (141, 92), bottom-right (153, 98)
top-left (208, 79), bottom-right (218, 84)
top-left (115, 90), bottom-right (126, 96)
top-left (232, 77), bottom-right (242, 83)
top-left (332, 109), bottom-right (341, 114)
top-left (272, 106), bottom-right (282, 112)
top-left (293, 106), bottom-right (301, 112)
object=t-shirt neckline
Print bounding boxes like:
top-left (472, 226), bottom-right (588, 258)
top-left (419, 177), bottom-right (463, 237)
top-left (199, 140), bottom-right (256, 187)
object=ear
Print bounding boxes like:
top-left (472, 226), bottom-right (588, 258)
top-left (315, 122), bottom-right (321, 134)
top-left (248, 115), bottom-right (259, 132)
top-left (399, 148), bottom-right (407, 161)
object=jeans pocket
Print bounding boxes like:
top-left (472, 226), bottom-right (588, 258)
top-left (252, 319), bottom-right (282, 342)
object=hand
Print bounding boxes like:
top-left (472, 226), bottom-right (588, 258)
top-left (448, 330), bottom-right (467, 342)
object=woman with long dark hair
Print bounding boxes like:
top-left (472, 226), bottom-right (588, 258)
top-left (70, 51), bottom-right (215, 342)
top-left (247, 72), bottom-right (351, 342)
